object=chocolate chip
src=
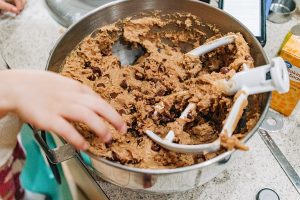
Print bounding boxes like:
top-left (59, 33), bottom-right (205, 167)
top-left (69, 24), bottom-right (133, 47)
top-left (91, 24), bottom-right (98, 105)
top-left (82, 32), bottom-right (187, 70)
top-left (157, 48), bottom-right (161, 53)
top-left (159, 121), bottom-right (166, 126)
top-left (77, 52), bottom-right (86, 58)
top-left (165, 89), bottom-right (172, 95)
top-left (135, 71), bottom-right (144, 80)
top-left (128, 128), bottom-right (139, 138)
top-left (97, 83), bottom-right (105, 88)
top-left (178, 76), bottom-right (184, 82)
top-left (131, 118), bottom-right (138, 128)
top-left (147, 77), bottom-right (159, 83)
top-left (158, 64), bottom-right (166, 73)
top-left (87, 74), bottom-right (96, 81)
top-left (105, 140), bottom-right (113, 148)
top-left (147, 98), bottom-right (156, 105)
top-left (101, 48), bottom-right (110, 56)
top-left (117, 60), bottom-right (121, 66)
top-left (91, 67), bottom-right (102, 76)
top-left (186, 73), bottom-right (192, 80)
top-left (110, 92), bottom-right (118, 98)
top-left (120, 80), bottom-right (128, 89)
top-left (137, 137), bottom-right (143, 145)
top-left (111, 151), bottom-right (120, 161)
top-left (159, 115), bottom-right (172, 125)
top-left (194, 154), bottom-right (205, 163)
top-left (162, 58), bottom-right (167, 62)
top-left (135, 96), bottom-right (143, 101)
top-left (131, 130), bottom-right (140, 138)
top-left (118, 109), bottom-right (126, 115)
top-left (170, 105), bottom-right (176, 113)
top-left (84, 61), bottom-right (91, 68)
top-left (170, 105), bottom-right (181, 118)
top-left (162, 115), bottom-right (172, 122)
top-left (220, 67), bottom-right (230, 74)
top-left (156, 89), bottom-right (165, 96)
top-left (187, 113), bottom-right (193, 119)
top-left (130, 106), bottom-right (137, 114)
top-left (129, 158), bottom-right (140, 164)
top-left (151, 143), bottom-right (161, 152)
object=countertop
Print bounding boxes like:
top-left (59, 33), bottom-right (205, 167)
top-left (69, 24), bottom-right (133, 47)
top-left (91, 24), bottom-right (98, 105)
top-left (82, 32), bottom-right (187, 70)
top-left (0, 0), bottom-right (300, 199)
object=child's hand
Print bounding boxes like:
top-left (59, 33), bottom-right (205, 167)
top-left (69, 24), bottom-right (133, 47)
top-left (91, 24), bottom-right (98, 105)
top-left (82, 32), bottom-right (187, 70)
top-left (0, 70), bottom-right (127, 150)
top-left (0, 0), bottom-right (26, 14)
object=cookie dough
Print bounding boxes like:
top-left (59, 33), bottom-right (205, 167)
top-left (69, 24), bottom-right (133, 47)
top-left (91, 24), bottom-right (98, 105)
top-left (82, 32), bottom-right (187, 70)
top-left (61, 12), bottom-right (260, 169)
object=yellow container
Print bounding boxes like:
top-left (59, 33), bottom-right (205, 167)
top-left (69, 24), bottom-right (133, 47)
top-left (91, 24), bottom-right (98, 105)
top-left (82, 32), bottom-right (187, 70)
top-left (271, 24), bottom-right (300, 116)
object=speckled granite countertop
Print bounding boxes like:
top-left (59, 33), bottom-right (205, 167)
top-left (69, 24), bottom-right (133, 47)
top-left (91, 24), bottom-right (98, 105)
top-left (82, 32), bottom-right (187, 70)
top-left (0, 0), bottom-right (300, 199)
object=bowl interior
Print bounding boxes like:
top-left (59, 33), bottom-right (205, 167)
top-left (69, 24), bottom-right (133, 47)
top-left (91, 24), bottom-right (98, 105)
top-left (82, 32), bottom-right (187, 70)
top-left (47, 0), bottom-right (270, 173)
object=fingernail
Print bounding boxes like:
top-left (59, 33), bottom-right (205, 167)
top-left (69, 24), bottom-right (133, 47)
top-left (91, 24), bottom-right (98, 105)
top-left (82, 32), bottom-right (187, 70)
top-left (119, 123), bottom-right (127, 134)
top-left (103, 133), bottom-right (112, 143)
top-left (83, 142), bottom-right (90, 150)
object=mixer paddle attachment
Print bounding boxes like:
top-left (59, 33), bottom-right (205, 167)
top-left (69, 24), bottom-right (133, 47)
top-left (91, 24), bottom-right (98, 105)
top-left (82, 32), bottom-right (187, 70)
top-left (145, 57), bottom-right (289, 153)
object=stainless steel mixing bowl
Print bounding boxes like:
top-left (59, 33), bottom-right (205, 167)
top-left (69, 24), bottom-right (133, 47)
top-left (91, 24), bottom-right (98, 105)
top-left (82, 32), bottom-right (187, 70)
top-left (44, 0), bottom-right (270, 193)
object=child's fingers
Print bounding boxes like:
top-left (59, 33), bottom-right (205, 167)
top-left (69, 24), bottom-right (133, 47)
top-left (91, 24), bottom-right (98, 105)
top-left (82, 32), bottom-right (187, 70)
top-left (75, 94), bottom-right (127, 133)
top-left (61, 105), bottom-right (112, 143)
top-left (0, 1), bottom-right (18, 13)
top-left (14, 0), bottom-right (25, 11)
top-left (48, 116), bottom-right (89, 150)
top-left (63, 79), bottom-right (126, 133)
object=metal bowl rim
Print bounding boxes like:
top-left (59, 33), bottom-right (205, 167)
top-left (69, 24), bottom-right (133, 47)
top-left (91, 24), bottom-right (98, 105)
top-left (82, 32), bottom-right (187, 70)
top-left (269, 0), bottom-right (297, 15)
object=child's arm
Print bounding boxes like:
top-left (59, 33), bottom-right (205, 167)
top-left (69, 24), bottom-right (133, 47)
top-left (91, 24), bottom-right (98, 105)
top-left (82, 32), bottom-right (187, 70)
top-left (0, 0), bottom-right (26, 14)
top-left (0, 70), bottom-right (127, 150)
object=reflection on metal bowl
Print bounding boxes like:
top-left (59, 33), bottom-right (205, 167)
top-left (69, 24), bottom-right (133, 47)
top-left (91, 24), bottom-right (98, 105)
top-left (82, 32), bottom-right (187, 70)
top-left (45, 0), bottom-right (270, 193)
top-left (45, 0), bottom-right (116, 27)
top-left (268, 0), bottom-right (297, 23)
